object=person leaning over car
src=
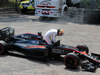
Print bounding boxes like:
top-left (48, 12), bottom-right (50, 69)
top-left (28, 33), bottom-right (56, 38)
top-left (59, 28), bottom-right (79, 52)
top-left (44, 29), bottom-right (64, 45)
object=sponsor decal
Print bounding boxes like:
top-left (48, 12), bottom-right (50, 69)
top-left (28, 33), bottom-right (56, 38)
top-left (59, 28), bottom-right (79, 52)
top-left (21, 34), bottom-right (32, 39)
top-left (52, 49), bottom-right (64, 53)
top-left (26, 45), bottom-right (45, 48)
top-left (32, 40), bottom-right (39, 44)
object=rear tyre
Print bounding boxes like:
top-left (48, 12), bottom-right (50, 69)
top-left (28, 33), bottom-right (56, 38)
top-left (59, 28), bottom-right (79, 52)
top-left (64, 53), bottom-right (80, 69)
top-left (0, 41), bottom-right (8, 55)
top-left (76, 45), bottom-right (89, 54)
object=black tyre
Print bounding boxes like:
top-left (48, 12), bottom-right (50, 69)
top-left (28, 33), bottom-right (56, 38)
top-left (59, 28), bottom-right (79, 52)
top-left (64, 53), bottom-right (80, 69)
top-left (0, 41), bottom-right (7, 55)
top-left (76, 45), bottom-right (89, 54)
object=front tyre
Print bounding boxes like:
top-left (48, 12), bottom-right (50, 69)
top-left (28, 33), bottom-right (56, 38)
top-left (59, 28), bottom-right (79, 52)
top-left (0, 41), bottom-right (7, 55)
top-left (64, 53), bottom-right (80, 69)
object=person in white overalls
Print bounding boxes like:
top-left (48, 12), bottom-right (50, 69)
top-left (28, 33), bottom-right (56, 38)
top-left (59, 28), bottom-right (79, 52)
top-left (44, 29), bottom-right (64, 45)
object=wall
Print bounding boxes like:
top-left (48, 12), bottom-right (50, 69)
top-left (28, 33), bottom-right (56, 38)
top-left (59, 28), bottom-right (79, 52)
top-left (66, 7), bottom-right (84, 23)
top-left (66, 7), bottom-right (100, 24)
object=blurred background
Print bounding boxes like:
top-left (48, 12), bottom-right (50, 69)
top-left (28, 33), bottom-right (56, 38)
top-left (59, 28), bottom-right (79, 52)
top-left (0, 0), bottom-right (100, 10)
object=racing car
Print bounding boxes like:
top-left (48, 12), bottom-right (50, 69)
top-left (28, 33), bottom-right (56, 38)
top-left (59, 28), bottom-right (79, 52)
top-left (0, 27), bottom-right (100, 71)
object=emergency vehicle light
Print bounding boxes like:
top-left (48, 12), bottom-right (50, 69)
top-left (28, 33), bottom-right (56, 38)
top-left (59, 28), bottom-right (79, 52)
top-left (37, 5), bottom-right (55, 8)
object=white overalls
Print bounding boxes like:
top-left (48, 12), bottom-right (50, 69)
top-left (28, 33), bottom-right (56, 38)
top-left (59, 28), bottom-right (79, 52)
top-left (44, 29), bottom-right (57, 45)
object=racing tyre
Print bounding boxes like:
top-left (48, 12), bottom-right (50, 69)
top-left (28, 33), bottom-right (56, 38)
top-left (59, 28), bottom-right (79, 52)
top-left (76, 45), bottom-right (89, 54)
top-left (0, 41), bottom-right (8, 55)
top-left (64, 53), bottom-right (80, 69)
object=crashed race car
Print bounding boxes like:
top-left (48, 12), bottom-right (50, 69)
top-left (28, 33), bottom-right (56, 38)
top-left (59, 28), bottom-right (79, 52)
top-left (0, 27), bottom-right (100, 71)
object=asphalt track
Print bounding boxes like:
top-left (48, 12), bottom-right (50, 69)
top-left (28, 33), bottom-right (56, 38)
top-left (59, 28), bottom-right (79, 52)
top-left (0, 13), bottom-right (100, 75)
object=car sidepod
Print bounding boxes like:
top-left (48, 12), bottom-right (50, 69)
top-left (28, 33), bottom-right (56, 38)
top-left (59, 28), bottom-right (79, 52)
top-left (12, 43), bottom-right (48, 57)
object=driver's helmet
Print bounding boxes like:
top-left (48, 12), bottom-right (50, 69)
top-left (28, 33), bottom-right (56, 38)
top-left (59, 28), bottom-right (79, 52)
top-left (57, 29), bottom-right (64, 36)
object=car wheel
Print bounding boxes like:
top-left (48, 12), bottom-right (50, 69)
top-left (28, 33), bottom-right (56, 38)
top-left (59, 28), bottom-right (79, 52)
top-left (64, 53), bottom-right (80, 69)
top-left (0, 41), bottom-right (8, 55)
top-left (76, 45), bottom-right (89, 54)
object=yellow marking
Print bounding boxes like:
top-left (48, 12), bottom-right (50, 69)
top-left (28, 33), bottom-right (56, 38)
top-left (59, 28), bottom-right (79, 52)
top-left (36, 22), bottom-right (41, 23)
top-left (0, 26), bottom-right (6, 28)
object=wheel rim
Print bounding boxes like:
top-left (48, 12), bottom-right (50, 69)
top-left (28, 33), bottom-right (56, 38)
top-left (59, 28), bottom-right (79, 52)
top-left (0, 44), bottom-right (4, 54)
top-left (64, 55), bottom-right (77, 68)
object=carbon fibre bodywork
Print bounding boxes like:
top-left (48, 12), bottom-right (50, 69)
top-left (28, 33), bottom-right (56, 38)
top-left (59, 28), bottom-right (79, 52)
top-left (9, 33), bottom-right (48, 57)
